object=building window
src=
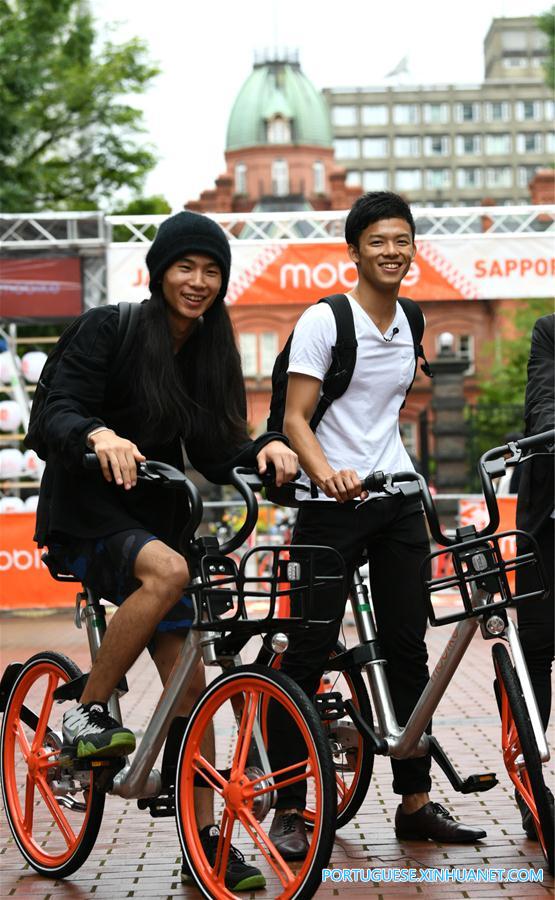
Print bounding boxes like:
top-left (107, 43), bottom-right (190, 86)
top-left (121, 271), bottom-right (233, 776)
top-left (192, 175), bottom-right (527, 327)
top-left (456, 167), bottom-right (483, 188)
top-left (333, 138), bottom-right (360, 159)
top-left (239, 333), bottom-right (257, 376)
top-left (456, 102), bottom-right (480, 123)
top-left (517, 165), bottom-right (540, 189)
top-left (516, 100), bottom-right (542, 121)
top-left (546, 132), bottom-right (555, 154)
top-left (267, 116), bottom-right (291, 143)
top-left (260, 333), bottom-right (279, 376)
top-left (424, 135), bottom-right (450, 156)
top-left (393, 103), bottom-right (420, 125)
top-left (455, 134), bottom-right (482, 155)
top-left (426, 168), bottom-right (451, 189)
top-left (486, 166), bottom-right (512, 188)
top-left (485, 101), bottom-right (510, 122)
top-left (400, 422), bottom-right (417, 457)
top-left (345, 170), bottom-right (362, 186)
top-left (503, 56), bottom-right (528, 69)
top-left (271, 159), bottom-right (289, 196)
top-left (545, 100), bottom-right (555, 120)
top-left (312, 160), bottom-right (325, 194)
top-left (331, 105), bottom-right (358, 126)
top-left (485, 133), bottom-right (512, 155)
top-left (394, 136), bottom-right (421, 157)
top-left (234, 163), bottom-right (247, 195)
top-left (362, 170), bottom-right (389, 190)
top-left (361, 104), bottom-right (388, 125)
top-left (457, 335), bottom-right (475, 375)
top-left (395, 169), bottom-right (422, 191)
top-left (362, 136), bottom-right (389, 158)
top-left (516, 133), bottom-right (543, 154)
top-left (239, 332), bottom-right (278, 377)
top-left (423, 102), bottom-right (449, 124)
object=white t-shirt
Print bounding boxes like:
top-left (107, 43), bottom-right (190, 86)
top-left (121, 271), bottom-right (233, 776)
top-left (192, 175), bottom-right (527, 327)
top-left (288, 295), bottom-right (415, 501)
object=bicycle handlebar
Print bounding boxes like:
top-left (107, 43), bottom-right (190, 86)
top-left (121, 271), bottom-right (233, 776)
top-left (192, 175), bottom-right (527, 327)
top-left (83, 453), bottom-right (203, 547)
top-left (218, 466), bottom-right (305, 555)
top-left (83, 453), bottom-right (302, 556)
top-left (478, 428), bottom-right (554, 536)
top-left (361, 428), bottom-right (555, 546)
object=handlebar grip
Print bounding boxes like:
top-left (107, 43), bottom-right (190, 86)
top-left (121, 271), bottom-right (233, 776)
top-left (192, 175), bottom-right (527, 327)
top-left (516, 429), bottom-right (555, 453)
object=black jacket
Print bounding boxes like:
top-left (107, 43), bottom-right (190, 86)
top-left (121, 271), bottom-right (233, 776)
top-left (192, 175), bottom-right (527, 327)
top-left (516, 314), bottom-right (555, 535)
top-left (35, 305), bottom-right (286, 548)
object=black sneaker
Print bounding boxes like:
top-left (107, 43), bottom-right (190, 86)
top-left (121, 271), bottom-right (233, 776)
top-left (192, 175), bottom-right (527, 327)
top-left (181, 824), bottom-right (266, 891)
top-left (62, 701), bottom-right (136, 759)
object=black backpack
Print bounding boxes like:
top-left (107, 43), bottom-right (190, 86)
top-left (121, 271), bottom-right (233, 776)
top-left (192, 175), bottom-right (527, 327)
top-left (24, 302), bottom-right (142, 460)
top-left (266, 293), bottom-right (432, 506)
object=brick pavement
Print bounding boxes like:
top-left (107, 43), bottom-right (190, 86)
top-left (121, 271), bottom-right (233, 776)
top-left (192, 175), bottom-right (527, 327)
top-left (1, 607), bottom-right (553, 899)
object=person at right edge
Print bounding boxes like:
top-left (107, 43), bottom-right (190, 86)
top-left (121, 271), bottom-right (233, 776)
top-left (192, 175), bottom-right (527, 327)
top-left (514, 312), bottom-right (554, 838)
top-left (267, 191), bottom-right (486, 857)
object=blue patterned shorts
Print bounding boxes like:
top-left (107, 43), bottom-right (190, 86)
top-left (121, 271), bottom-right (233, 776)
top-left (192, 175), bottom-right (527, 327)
top-left (47, 529), bottom-right (194, 648)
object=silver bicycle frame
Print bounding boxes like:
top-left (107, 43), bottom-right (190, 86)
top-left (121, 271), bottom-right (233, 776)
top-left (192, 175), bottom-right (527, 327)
top-left (350, 569), bottom-right (550, 763)
top-left (79, 588), bottom-right (275, 801)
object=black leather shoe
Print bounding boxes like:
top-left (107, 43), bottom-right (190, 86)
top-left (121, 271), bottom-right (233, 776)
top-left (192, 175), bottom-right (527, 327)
top-left (395, 802), bottom-right (487, 843)
top-left (269, 810), bottom-right (309, 860)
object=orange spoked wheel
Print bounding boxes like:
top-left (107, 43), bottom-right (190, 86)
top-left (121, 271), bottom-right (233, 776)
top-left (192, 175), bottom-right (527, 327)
top-left (0, 652), bottom-right (105, 878)
top-left (493, 643), bottom-right (554, 875)
top-left (262, 643), bottom-right (374, 830)
top-left (176, 664), bottom-right (336, 899)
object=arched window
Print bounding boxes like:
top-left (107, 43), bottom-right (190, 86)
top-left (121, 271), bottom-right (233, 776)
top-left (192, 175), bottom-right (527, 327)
top-left (313, 161), bottom-right (325, 194)
top-left (267, 116), bottom-right (291, 144)
top-left (271, 159), bottom-right (289, 196)
top-left (235, 163), bottom-right (247, 195)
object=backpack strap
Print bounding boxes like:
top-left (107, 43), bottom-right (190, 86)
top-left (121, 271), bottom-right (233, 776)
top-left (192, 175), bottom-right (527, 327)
top-left (309, 294), bottom-right (358, 431)
top-left (111, 302), bottom-right (141, 379)
top-left (308, 294), bottom-right (357, 498)
top-left (398, 296), bottom-right (433, 380)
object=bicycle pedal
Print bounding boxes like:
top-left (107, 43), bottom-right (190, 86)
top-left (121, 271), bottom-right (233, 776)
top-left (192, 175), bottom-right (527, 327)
top-left (137, 794), bottom-right (176, 817)
top-left (460, 773), bottom-right (498, 793)
top-left (314, 692), bottom-right (345, 721)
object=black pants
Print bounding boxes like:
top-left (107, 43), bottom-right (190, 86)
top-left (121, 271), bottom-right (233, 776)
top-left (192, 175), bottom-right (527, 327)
top-left (269, 493), bottom-right (432, 808)
top-left (516, 517), bottom-right (554, 731)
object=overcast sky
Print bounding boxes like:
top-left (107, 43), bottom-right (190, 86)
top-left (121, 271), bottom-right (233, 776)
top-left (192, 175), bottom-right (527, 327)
top-left (93, 0), bottom-right (547, 211)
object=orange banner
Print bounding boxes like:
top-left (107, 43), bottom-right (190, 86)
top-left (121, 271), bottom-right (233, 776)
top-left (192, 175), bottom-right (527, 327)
top-left (0, 513), bottom-right (76, 609)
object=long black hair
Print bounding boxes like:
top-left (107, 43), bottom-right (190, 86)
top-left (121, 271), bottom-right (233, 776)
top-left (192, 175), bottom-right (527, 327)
top-left (138, 288), bottom-right (250, 449)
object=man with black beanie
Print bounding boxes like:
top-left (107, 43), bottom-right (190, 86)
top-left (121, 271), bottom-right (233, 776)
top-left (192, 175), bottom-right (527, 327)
top-left (33, 210), bottom-right (298, 891)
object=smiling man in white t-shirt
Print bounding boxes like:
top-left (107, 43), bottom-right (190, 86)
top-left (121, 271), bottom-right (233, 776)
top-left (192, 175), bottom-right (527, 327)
top-left (268, 191), bottom-right (486, 857)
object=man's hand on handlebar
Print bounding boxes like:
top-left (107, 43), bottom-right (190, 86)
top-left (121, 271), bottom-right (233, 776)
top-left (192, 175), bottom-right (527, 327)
top-left (256, 440), bottom-right (298, 487)
top-left (87, 430), bottom-right (146, 490)
top-left (318, 468), bottom-right (369, 504)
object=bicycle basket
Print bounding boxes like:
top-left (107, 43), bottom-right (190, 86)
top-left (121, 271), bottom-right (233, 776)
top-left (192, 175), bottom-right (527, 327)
top-left (423, 529), bottom-right (547, 626)
top-left (190, 544), bottom-right (346, 635)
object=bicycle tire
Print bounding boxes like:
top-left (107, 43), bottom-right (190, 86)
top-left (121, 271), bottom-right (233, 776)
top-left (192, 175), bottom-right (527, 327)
top-left (175, 664), bottom-right (336, 900)
top-left (1, 651), bottom-right (105, 878)
top-left (492, 642), bottom-right (554, 874)
top-left (262, 642), bottom-right (374, 830)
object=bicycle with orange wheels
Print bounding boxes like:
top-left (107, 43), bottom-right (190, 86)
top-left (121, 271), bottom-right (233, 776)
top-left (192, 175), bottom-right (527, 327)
top-left (0, 460), bottom-right (342, 899)
top-left (262, 431), bottom-right (554, 872)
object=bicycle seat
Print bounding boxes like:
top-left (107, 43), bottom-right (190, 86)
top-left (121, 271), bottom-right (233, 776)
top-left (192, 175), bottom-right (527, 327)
top-left (41, 551), bottom-right (80, 583)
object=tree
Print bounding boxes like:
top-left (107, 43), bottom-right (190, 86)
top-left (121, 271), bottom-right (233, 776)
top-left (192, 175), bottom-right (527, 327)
top-left (538, 8), bottom-right (555, 91)
top-left (110, 195), bottom-right (172, 241)
top-left (466, 299), bottom-right (553, 484)
top-left (0, 0), bottom-right (159, 211)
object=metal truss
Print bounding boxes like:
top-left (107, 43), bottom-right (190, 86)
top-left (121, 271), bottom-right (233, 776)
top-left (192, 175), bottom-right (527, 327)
top-left (1, 212), bottom-right (106, 249)
top-left (106, 205), bottom-right (555, 243)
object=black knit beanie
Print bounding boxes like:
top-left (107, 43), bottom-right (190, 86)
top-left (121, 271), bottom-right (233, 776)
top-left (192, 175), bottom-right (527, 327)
top-left (146, 211), bottom-right (231, 302)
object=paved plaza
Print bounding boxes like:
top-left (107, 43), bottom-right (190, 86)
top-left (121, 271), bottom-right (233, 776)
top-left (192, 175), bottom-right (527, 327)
top-left (1, 606), bottom-right (553, 899)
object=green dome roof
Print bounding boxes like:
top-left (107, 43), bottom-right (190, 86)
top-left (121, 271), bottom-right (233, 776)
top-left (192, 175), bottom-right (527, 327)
top-left (226, 55), bottom-right (332, 151)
